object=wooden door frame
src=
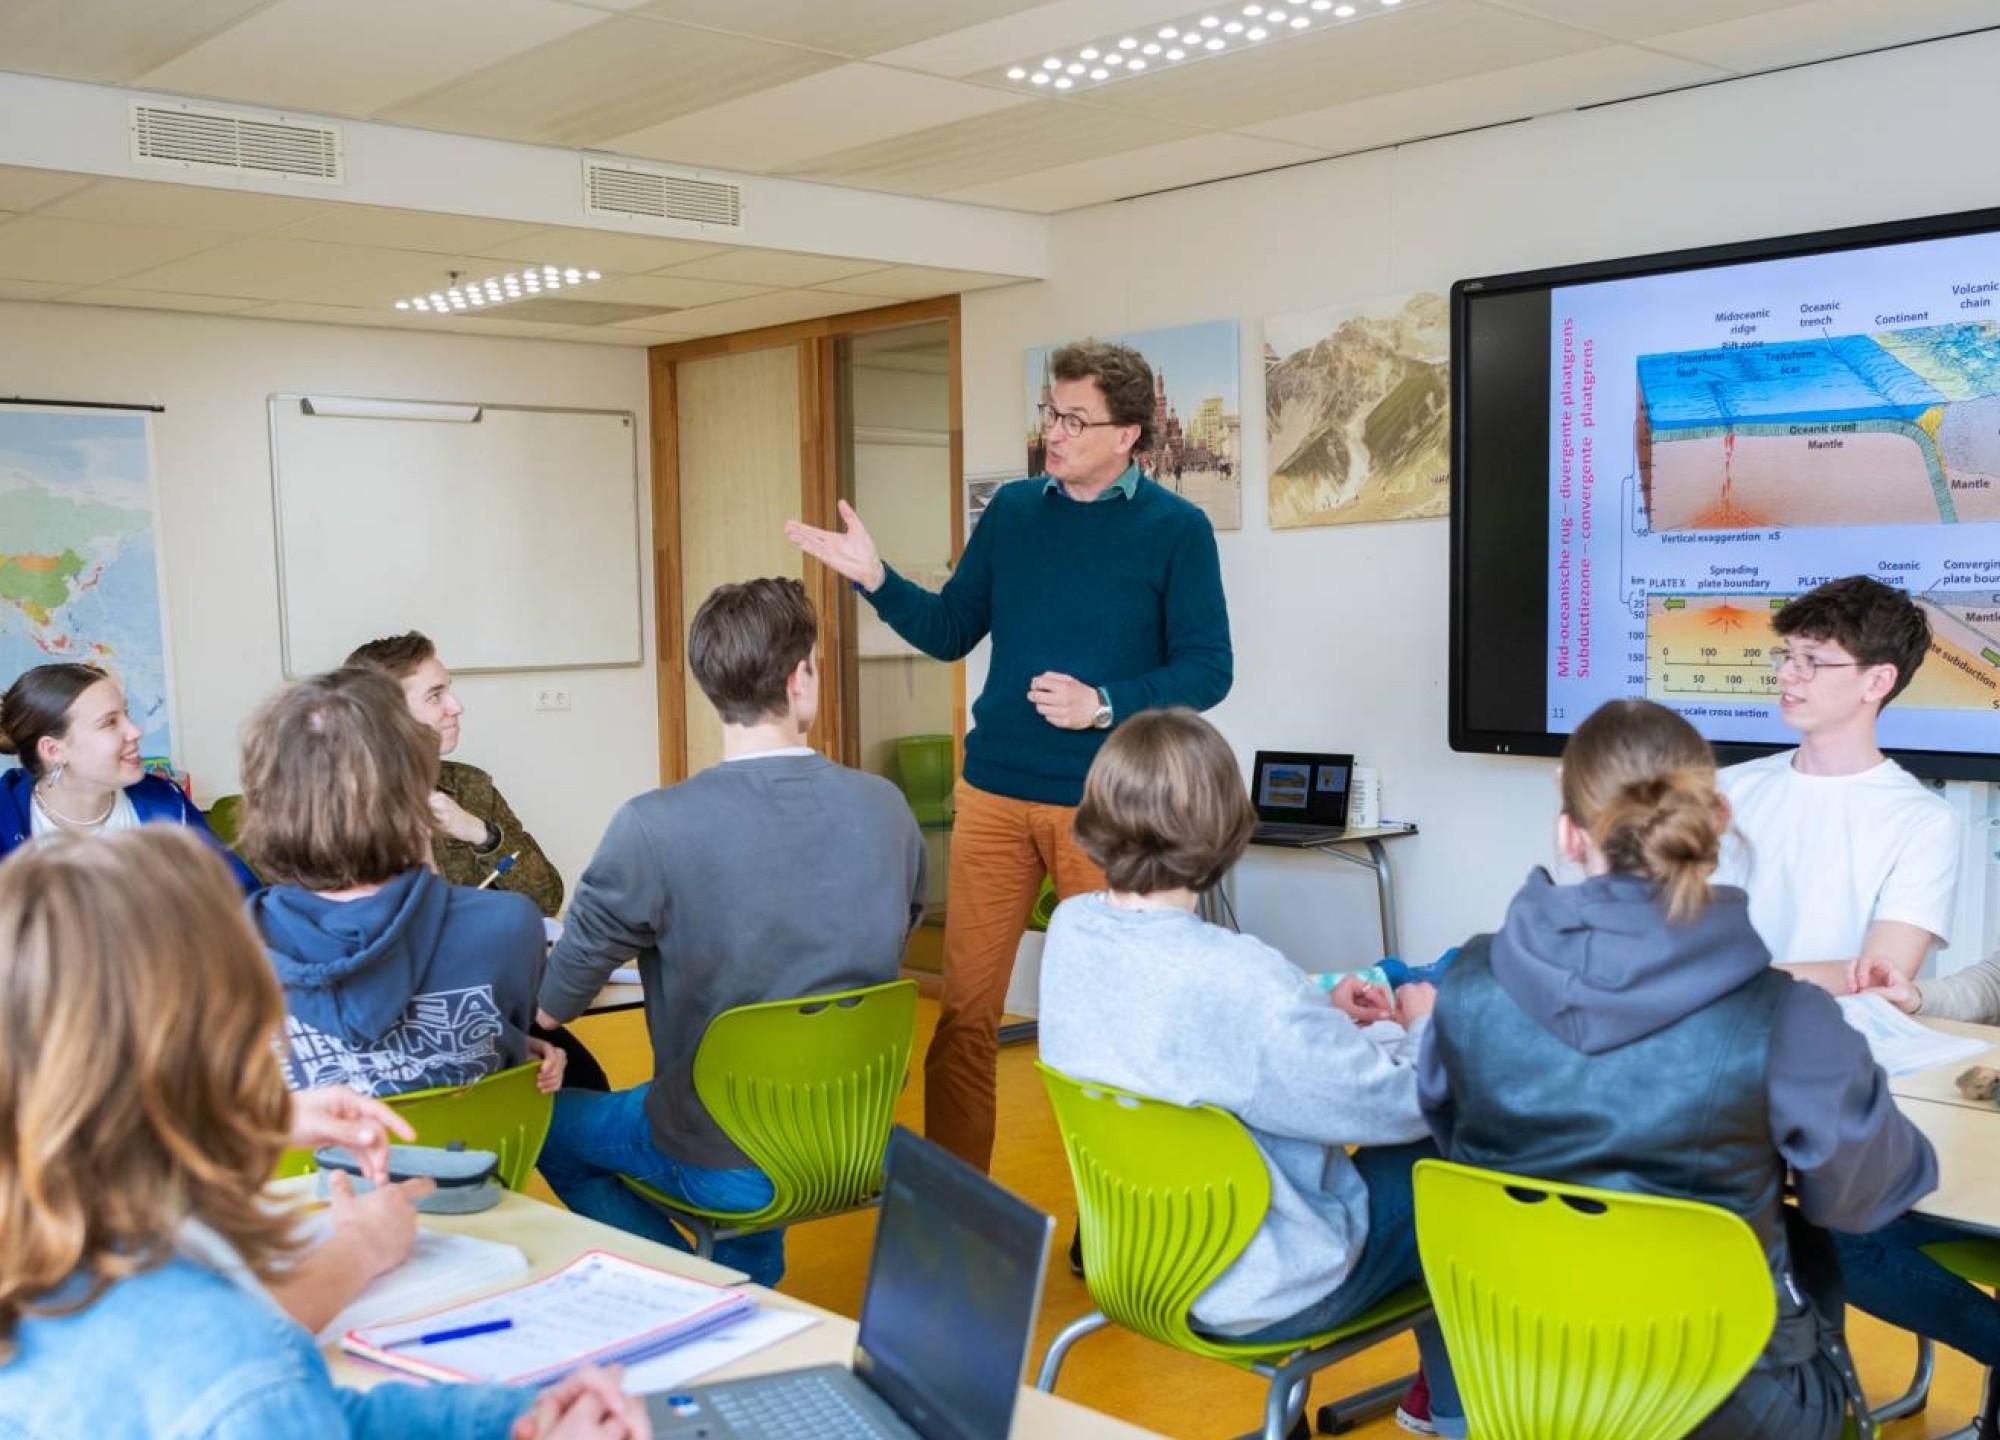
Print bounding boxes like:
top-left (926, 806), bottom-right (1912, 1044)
top-left (647, 295), bottom-right (963, 783)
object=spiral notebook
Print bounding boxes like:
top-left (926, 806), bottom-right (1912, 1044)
top-left (342, 1248), bottom-right (755, 1387)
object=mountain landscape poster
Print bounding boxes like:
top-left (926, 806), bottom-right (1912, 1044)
top-left (1264, 291), bottom-right (1449, 529)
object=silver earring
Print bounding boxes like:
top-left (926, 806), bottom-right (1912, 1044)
top-left (45, 761), bottom-right (65, 788)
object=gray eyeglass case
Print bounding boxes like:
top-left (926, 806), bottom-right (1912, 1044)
top-left (313, 1143), bottom-right (504, 1214)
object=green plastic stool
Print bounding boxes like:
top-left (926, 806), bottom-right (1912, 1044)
top-left (895, 735), bottom-right (955, 827)
top-left (1027, 875), bottom-right (1058, 932)
top-left (1037, 1064), bottom-right (1431, 1440)
top-left (622, 980), bottom-right (918, 1256)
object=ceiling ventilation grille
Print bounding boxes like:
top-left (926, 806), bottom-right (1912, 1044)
top-left (131, 101), bottom-right (344, 184)
top-left (583, 160), bottom-right (743, 231)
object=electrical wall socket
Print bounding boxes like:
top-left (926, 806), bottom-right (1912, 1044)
top-left (533, 688), bottom-right (571, 712)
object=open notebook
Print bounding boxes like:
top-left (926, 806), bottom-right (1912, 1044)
top-left (343, 1248), bottom-right (755, 1387)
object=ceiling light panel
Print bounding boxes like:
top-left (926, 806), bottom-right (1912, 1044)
top-left (990, 0), bottom-right (1426, 92)
top-left (393, 263), bottom-right (601, 315)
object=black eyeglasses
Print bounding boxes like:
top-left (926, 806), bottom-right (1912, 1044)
top-left (1037, 402), bottom-right (1127, 438)
top-left (1768, 645), bottom-right (1865, 679)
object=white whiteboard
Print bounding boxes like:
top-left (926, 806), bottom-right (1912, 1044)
top-left (269, 397), bottom-right (642, 675)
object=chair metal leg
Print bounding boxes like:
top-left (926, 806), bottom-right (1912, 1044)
top-left (1241, 1355), bottom-right (1315, 1440)
top-left (1870, 1336), bottom-right (1934, 1425)
top-left (1314, 1372), bottom-right (1417, 1434)
top-left (1036, 1311), bottom-right (1109, 1392)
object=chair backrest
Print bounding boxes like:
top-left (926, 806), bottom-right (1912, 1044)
top-left (693, 979), bottom-right (919, 1226)
top-left (1414, 1159), bottom-right (1776, 1440)
top-left (205, 794), bottom-right (244, 845)
top-left (1037, 1062), bottom-right (1273, 1363)
top-left (894, 735), bottom-right (954, 825)
top-left (384, 1061), bottom-right (554, 1191)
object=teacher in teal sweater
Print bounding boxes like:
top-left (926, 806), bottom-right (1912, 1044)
top-left (786, 338), bottom-right (1232, 1171)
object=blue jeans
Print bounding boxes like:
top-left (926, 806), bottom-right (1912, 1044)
top-left (1833, 1211), bottom-right (2000, 1366)
top-left (1215, 1141), bottom-right (1465, 1436)
top-left (539, 1085), bottom-right (785, 1287)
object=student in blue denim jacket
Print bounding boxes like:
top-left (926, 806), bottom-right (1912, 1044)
top-left (0, 827), bottom-right (648, 1440)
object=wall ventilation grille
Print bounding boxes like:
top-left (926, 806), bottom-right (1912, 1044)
top-left (583, 160), bottom-right (743, 230)
top-left (131, 101), bottom-right (344, 184)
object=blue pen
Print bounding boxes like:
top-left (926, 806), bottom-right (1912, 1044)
top-left (478, 853), bottom-right (521, 890)
top-left (388, 1317), bottom-right (514, 1348)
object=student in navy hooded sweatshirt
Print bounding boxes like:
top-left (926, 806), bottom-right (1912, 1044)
top-left (240, 667), bottom-right (560, 1099)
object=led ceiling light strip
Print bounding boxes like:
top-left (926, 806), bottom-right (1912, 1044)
top-left (1000, 0), bottom-right (1403, 91)
top-left (393, 264), bottom-right (603, 315)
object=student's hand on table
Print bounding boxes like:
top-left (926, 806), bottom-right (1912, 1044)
top-left (1027, 672), bottom-right (1099, 730)
top-left (1329, 975), bottom-right (1395, 1026)
top-left (1394, 982), bottom-right (1438, 1026)
top-left (528, 1035), bottom-right (569, 1093)
top-left (512, 1366), bottom-right (651, 1440)
top-left (327, 1171), bottom-right (435, 1283)
top-left (430, 790), bottom-right (492, 846)
top-left (784, 500), bottom-right (885, 593)
top-left (289, 1086), bottom-right (415, 1183)
top-left (1854, 955), bottom-right (1923, 1014)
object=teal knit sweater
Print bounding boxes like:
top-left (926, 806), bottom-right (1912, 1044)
top-left (865, 470), bottom-right (1232, 805)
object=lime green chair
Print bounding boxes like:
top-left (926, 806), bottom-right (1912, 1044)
top-left (1026, 874), bottom-right (1058, 932)
top-left (1035, 1064), bottom-right (1432, 1440)
top-left (1414, 1159), bottom-right (1829, 1440)
top-left (894, 735), bottom-right (955, 828)
top-left (382, 1061), bottom-right (554, 1190)
top-left (621, 980), bottom-right (918, 1257)
top-left (204, 793), bottom-right (244, 845)
top-left (1872, 1238), bottom-right (2000, 1433)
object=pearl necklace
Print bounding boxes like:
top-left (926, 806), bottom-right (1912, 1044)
top-left (33, 784), bottom-right (116, 829)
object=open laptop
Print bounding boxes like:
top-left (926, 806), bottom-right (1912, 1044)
top-left (1249, 750), bottom-right (1354, 845)
top-left (647, 1127), bottom-right (1055, 1440)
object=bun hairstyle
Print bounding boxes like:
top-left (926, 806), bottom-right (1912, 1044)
top-left (0, 664), bottom-right (112, 777)
top-left (1559, 699), bottom-right (1724, 923)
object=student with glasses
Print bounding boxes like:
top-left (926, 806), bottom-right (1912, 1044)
top-left (1713, 575), bottom-right (1962, 995)
top-left (1713, 575), bottom-right (1999, 1408)
top-left (783, 340), bottom-right (1232, 1174)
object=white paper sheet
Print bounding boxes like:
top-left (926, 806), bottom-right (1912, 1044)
top-left (620, 1308), bottom-right (821, 1394)
top-left (1837, 994), bottom-right (1990, 1077)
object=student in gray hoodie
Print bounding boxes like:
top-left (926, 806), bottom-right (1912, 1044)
top-left (1039, 708), bottom-right (1463, 1438)
top-left (240, 668), bottom-right (558, 1099)
top-left (1420, 699), bottom-right (1942, 1440)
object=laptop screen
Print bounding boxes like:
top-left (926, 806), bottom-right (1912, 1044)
top-left (1251, 751), bottom-right (1354, 827)
top-left (853, 1129), bottom-right (1054, 1440)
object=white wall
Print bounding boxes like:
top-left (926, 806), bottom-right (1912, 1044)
top-left (0, 301), bottom-right (656, 893)
top-left (964, 30), bottom-right (2000, 973)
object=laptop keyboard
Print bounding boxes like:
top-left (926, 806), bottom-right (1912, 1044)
top-left (708, 1373), bottom-right (898, 1439)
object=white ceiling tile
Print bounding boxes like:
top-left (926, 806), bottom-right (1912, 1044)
top-left (291, 252), bottom-right (514, 307)
top-left (435, 316), bottom-right (597, 338)
top-left (480, 227), bottom-right (731, 273)
top-left (562, 326), bottom-right (677, 345)
top-left (38, 179), bottom-right (334, 232)
top-left (235, 301), bottom-right (386, 326)
top-left (1467, 0), bottom-right (1818, 43)
top-left (118, 238), bottom-right (416, 299)
top-left (872, 0), bottom-right (1196, 78)
top-left (0, 0), bottom-right (271, 84)
top-left (0, 216), bottom-right (231, 287)
top-left (377, 16), bottom-right (839, 146)
top-left (784, 102), bottom-right (1198, 195)
top-left (62, 287), bottom-right (263, 314)
top-left (1081, 0), bottom-right (1600, 129)
top-left (608, 312), bottom-right (711, 335)
top-left (1641, 0), bottom-right (2000, 71)
top-left (628, 0), bottom-right (1049, 58)
top-left (585, 274), bottom-right (772, 307)
top-left (604, 65), bottom-right (1029, 174)
top-left (0, 166), bottom-right (96, 212)
top-left (812, 266), bottom-right (1027, 299)
top-left (0, 279), bottom-right (79, 301)
top-left (937, 131), bottom-right (1327, 211)
top-left (665, 251), bottom-right (894, 286)
top-left (1244, 43), bottom-right (1728, 153)
top-left (664, 288), bottom-right (886, 336)
top-left (277, 205), bottom-right (550, 253)
top-left (137, 0), bottom-right (603, 119)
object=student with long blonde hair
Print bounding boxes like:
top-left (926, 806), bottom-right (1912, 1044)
top-left (0, 828), bottom-right (646, 1439)
top-left (1419, 699), bottom-right (1938, 1439)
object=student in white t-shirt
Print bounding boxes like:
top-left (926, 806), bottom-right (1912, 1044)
top-left (1714, 575), bottom-right (1962, 994)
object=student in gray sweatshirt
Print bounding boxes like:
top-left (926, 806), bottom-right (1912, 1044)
top-left (1038, 708), bottom-right (1462, 1438)
top-left (535, 579), bottom-right (925, 1287)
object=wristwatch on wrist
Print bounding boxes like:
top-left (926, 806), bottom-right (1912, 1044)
top-left (1091, 688), bottom-right (1114, 730)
